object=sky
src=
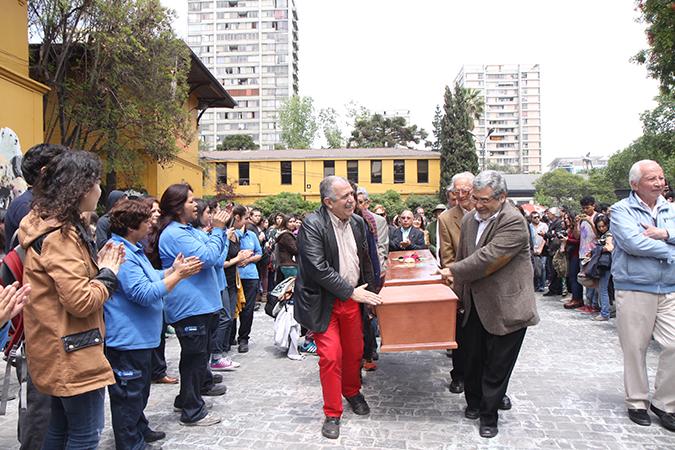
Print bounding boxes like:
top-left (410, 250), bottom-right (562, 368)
top-left (162, 0), bottom-right (658, 167)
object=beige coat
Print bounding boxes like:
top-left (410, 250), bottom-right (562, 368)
top-left (450, 202), bottom-right (539, 336)
top-left (437, 205), bottom-right (466, 268)
top-left (19, 211), bottom-right (115, 397)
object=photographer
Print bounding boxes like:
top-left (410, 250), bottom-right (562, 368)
top-left (543, 207), bottom-right (565, 296)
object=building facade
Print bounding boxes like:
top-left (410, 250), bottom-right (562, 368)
top-left (187, 0), bottom-right (299, 150)
top-left (455, 64), bottom-right (542, 174)
top-left (0, 1), bottom-right (49, 152)
top-left (201, 148), bottom-right (441, 203)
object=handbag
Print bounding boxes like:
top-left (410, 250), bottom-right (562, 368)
top-left (234, 271), bottom-right (246, 319)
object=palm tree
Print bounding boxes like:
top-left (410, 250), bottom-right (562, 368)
top-left (461, 87), bottom-right (485, 130)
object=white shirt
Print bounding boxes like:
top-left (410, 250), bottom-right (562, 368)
top-left (474, 211), bottom-right (499, 245)
top-left (400, 226), bottom-right (411, 241)
top-left (635, 193), bottom-right (660, 220)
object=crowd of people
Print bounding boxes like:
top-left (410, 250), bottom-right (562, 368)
top-left (0, 143), bottom-right (672, 447)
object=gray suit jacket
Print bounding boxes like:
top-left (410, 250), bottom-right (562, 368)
top-left (450, 201), bottom-right (539, 336)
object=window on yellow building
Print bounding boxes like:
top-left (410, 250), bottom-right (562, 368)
top-left (216, 163), bottom-right (228, 186)
top-left (238, 162), bottom-right (250, 185)
top-left (323, 161), bottom-right (335, 177)
top-left (417, 160), bottom-right (429, 184)
top-left (347, 161), bottom-right (358, 183)
top-left (371, 160), bottom-right (382, 183)
top-left (280, 161), bottom-right (292, 185)
top-left (393, 160), bottom-right (405, 184)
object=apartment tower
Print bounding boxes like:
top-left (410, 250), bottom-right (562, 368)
top-left (455, 64), bottom-right (542, 173)
top-left (187, 0), bottom-right (299, 150)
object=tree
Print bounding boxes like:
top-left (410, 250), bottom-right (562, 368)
top-left (486, 162), bottom-right (519, 174)
top-left (429, 105), bottom-right (443, 150)
top-left (605, 94), bottom-right (675, 188)
top-left (632, 0), bottom-right (675, 95)
top-left (347, 114), bottom-right (427, 149)
top-left (252, 192), bottom-right (319, 217)
top-left (29, 0), bottom-right (193, 190)
top-left (534, 169), bottom-right (616, 210)
top-left (462, 87), bottom-right (485, 130)
top-left (438, 84), bottom-right (479, 200)
top-left (217, 134), bottom-right (258, 150)
top-left (279, 95), bottom-right (318, 149)
top-left (405, 194), bottom-right (441, 220)
top-left (318, 107), bottom-right (343, 148)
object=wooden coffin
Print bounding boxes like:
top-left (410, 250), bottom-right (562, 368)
top-left (376, 249), bottom-right (458, 352)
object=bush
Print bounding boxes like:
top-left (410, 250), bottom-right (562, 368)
top-left (252, 192), bottom-right (319, 217)
top-left (406, 194), bottom-right (441, 220)
top-left (368, 190), bottom-right (406, 218)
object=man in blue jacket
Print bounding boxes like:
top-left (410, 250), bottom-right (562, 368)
top-left (610, 160), bottom-right (675, 432)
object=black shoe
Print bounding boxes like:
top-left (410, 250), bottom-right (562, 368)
top-left (627, 408), bottom-right (651, 426)
top-left (650, 405), bottom-right (675, 431)
top-left (212, 373), bottom-right (223, 384)
top-left (498, 395), bottom-right (512, 410)
top-left (449, 380), bottom-right (464, 394)
top-left (144, 430), bottom-right (166, 443)
top-left (253, 302), bottom-right (261, 311)
top-left (346, 393), bottom-right (370, 415)
top-left (238, 339), bottom-right (249, 353)
top-left (464, 406), bottom-right (479, 420)
top-left (543, 291), bottom-right (560, 297)
top-left (321, 416), bottom-right (340, 439)
top-left (202, 385), bottom-right (227, 396)
top-left (372, 351), bottom-right (379, 361)
top-left (479, 424), bottom-right (498, 438)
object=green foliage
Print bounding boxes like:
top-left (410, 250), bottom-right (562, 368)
top-left (632, 0), bottom-right (675, 95)
top-left (534, 169), bottom-right (616, 211)
top-left (29, 0), bottom-right (193, 189)
top-left (347, 114), bottom-right (427, 149)
top-left (252, 192), bottom-right (319, 217)
top-left (279, 96), bottom-right (319, 149)
top-left (605, 94), bottom-right (675, 188)
top-left (217, 134), bottom-right (258, 150)
top-left (318, 107), bottom-right (343, 148)
top-left (430, 105), bottom-right (443, 150)
top-left (486, 162), bottom-right (520, 174)
top-left (368, 190), bottom-right (406, 218)
top-left (405, 194), bottom-right (441, 219)
top-left (438, 84), bottom-right (480, 201)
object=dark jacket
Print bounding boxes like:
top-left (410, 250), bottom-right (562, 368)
top-left (389, 226), bottom-right (427, 251)
top-left (294, 206), bottom-right (376, 333)
top-left (275, 230), bottom-right (297, 267)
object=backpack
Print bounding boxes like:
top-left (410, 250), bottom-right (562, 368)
top-left (0, 228), bottom-right (59, 415)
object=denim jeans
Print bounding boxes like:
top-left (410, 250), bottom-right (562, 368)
top-left (534, 256), bottom-right (547, 290)
top-left (598, 270), bottom-right (611, 318)
top-left (567, 255), bottom-right (584, 300)
top-left (42, 388), bottom-right (105, 450)
top-left (586, 286), bottom-right (598, 308)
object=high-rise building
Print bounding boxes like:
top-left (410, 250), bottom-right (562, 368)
top-left (187, 0), bottom-right (299, 150)
top-left (455, 64), bottom-right (542, 173)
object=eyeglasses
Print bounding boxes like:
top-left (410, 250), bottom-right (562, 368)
top-left (450, 188), bottom-right (472, 195)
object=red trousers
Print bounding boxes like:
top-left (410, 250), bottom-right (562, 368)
top-left (313, 298), bottom-right (364, 417)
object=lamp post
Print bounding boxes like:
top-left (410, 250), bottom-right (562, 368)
top-left (481, 128), bottom-right (495, 171)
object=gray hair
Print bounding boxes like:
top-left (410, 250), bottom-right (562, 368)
top-left (449, 171), bottom-right (475, 191)
top-left (473, 170), bottom-right (507, 197)
top-left (356, 187), bottom-right (369, 200)
top-left (320, 175), bottom-right (349, 202)
top-left (629, 159), bottom-right (659, 185)
top-left (548, 207), bottom-right (561, 217)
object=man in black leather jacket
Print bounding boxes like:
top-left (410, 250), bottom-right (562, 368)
top-left (294, 176), bottom-right (381, 440)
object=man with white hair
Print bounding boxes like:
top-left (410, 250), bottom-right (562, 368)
top-left (610, 160), bottom-right (675, 432)
top-left (440, 170), bottom-right (539, 438)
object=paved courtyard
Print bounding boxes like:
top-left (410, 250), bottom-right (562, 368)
top-left (1, 293), bottom-right (674, 449)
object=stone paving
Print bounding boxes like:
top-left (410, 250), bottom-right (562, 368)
top-left (1, 293), bottom-right (674, 449)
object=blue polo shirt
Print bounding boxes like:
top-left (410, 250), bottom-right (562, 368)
top-left (159, 221), bottom-right (226, 323)
top-left (195, 227), bottom-right (229, 291)
top-left (236, 228), bottom-right (262, 280)
top-left (104, 234), bottom-right (167, 350)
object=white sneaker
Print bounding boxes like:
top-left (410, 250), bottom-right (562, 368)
top-left (179, 413), bottom-right (222, 427)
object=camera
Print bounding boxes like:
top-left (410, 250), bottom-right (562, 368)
top-left (556, 230), bottom-right (568, 239)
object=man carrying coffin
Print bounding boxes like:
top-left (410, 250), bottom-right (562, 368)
top-left (294, 176), bottom-right (381, 440)
top-left (440, 170), bottom-right (539, 438)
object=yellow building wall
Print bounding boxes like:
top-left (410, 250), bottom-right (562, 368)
top-left (0, 1), bottom-right (49, 151)
top-left (204, 157), bottom-right (441, 204)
